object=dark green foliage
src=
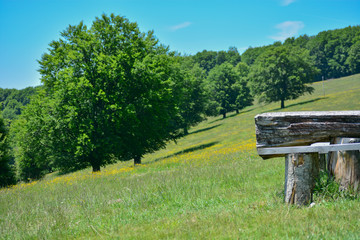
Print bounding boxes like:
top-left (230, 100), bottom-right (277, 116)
top-left (177, 60), bottom-right (208, 135)
top-left (206, 62), bottom-right (253, 118)
top-left (305, 26), bottom-right (360, 80)
top-left (241, 45), bottom-right (271, 66)
top-left (250, 45), bottom-right (318, 108)
top-left (233, 62), bottom-right (253, 111)
top-left (192, 47), bottom-right (241, 73)
top-left (192, 50), bottom-right (217, 73)
top-left (0, 115), bottom-right (16, 187)
top-left (0, 87), bottom-right (37, 121)
top-left (16, 13), bottom-right (184, 173)
top-left (11, 92), bottom-right (55, 181)
top-left (246, 25), bottom-right (360, 81)
top-left (313, 171), bottom-right (359, 202)
top-left (346, 39), bottom-right (360, 74)
top-left (116, 54), bottom-right (183, 165)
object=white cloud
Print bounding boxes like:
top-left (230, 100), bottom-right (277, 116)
top-left (270, 21), bottom-right (305, 41)
top-left (169, 22), bottom-right (192, 31)
top-left (281, 0), bottom-right (296, 6)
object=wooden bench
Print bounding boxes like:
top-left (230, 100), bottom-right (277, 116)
top-left (255, 111), bottom-right (360, 205)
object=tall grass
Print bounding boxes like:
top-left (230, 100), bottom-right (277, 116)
top-left (1, 74), bottom-right (360, 239)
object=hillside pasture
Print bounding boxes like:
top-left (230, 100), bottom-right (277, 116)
top-left (1, 74), bottom-right (360, 239)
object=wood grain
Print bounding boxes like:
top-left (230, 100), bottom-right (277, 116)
top-left (255, 111), bottom-right (360, 159)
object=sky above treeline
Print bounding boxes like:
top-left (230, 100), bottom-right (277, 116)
top-left (1, 0), bottom-right (359, 89)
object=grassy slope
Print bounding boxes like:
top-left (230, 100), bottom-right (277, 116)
top-left (1, 74), bottom-right (360, 239)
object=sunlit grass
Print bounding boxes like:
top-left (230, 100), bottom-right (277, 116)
top-left (1, 74), bottom-right (360, 239)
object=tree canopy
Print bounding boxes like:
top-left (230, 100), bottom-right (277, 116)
top-left (192, 47), bottom-right (241, 73)
top-left (0, 87), bottom-right (37, 122)
top-left (207, 62), bottom-right (253, 118)
top-left (176, 59), bottom-right (208, 135)
top-left (14, 14), bottom-right (185, 175)
top-left (250, 45), bottom-right (318, 108)
top-left (243, 26), bottom-right (360, 80)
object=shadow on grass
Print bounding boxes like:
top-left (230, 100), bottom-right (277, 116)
top-left (150, 141), bottom-right (219, 164)
top-left (263, 97), bottom-right (328, 113)
top-left (209, 109), bottom-right (254, 124)
top-left (188, 124), bottom-right (221, 135)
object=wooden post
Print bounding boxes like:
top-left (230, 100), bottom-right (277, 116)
top-left (254, 111), bottom-right (360, 206)
top-left (285, 153), bottom-right (319, 205)
top-left (311, 142), bottom-right (329, 172)
top-left (329, 138), bottom-right (360, 191)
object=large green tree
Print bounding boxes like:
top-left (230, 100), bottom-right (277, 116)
top-left (250, 45), bottom-right (318, 109)
top-left (26, 13), bottom-right (183, 171)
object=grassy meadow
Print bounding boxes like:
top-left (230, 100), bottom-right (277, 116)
top-left (1, 74), bottom-right (360, 239)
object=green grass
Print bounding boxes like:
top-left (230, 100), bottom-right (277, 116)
top-left (1, 74), bottom-right (360, 239)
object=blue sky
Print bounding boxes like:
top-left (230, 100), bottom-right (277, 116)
top-left (1, 0), bottom-right (359, 89)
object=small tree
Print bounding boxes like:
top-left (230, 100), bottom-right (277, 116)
top-left (0, 115), bottom-right (16, 187)
top-left (206, 62), bottom-right (251, 118)
top-left (233, 62), bottom-right (253, 113)
top-left (12, 92), bottom-right (55, 181)
top-left (177, 61), bottom-right (208, 135)
top-left (250, 46), bottom-right (318, 108)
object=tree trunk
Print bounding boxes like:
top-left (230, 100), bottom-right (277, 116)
top-left (284, 153), bottom-right (319, 206)
top-left (236, 109), bottom-right (239, 114)
top-left (329, 137), bottom-right (360, 191)
top-left (280, 99), bottom-right (285, 109)
top-left (222, 112), bottom-right (226, 118)
top-left (134, 155), bottom-right (142, 165)
top-left (92, 163), bottom-right (101, 172)
top-left (183, 127), bottom-right (189, 135)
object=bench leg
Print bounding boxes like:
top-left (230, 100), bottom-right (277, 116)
top-left (329, 137), bottom-right (360, 191)
top-left (284, 153), bottom-right (319, 206)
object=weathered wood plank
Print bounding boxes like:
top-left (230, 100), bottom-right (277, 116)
top-left (258, 143), bottom-right (360, 159)
top-left (255, 111), bottom-right (360, 149)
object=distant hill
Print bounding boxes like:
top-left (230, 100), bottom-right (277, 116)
top-left (189, 26), bottom-right (360, 81)
top-left (189, 26), bottom-right (360, 82)
top-left (241, 25), bottom-right (360, 81)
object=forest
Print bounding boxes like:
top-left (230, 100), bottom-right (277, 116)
top-left (1, 14), bottom-right (359, 187)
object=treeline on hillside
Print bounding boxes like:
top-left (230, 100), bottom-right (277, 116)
top-left (242, 26), bottom-right (360, 80)
top-left (0, 87), bottom-right (38, 122)
top-left (0, 14), bottom-right (358, 187)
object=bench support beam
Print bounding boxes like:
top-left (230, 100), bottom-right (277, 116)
top-left (257, 143), bottom-right (360, 159)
